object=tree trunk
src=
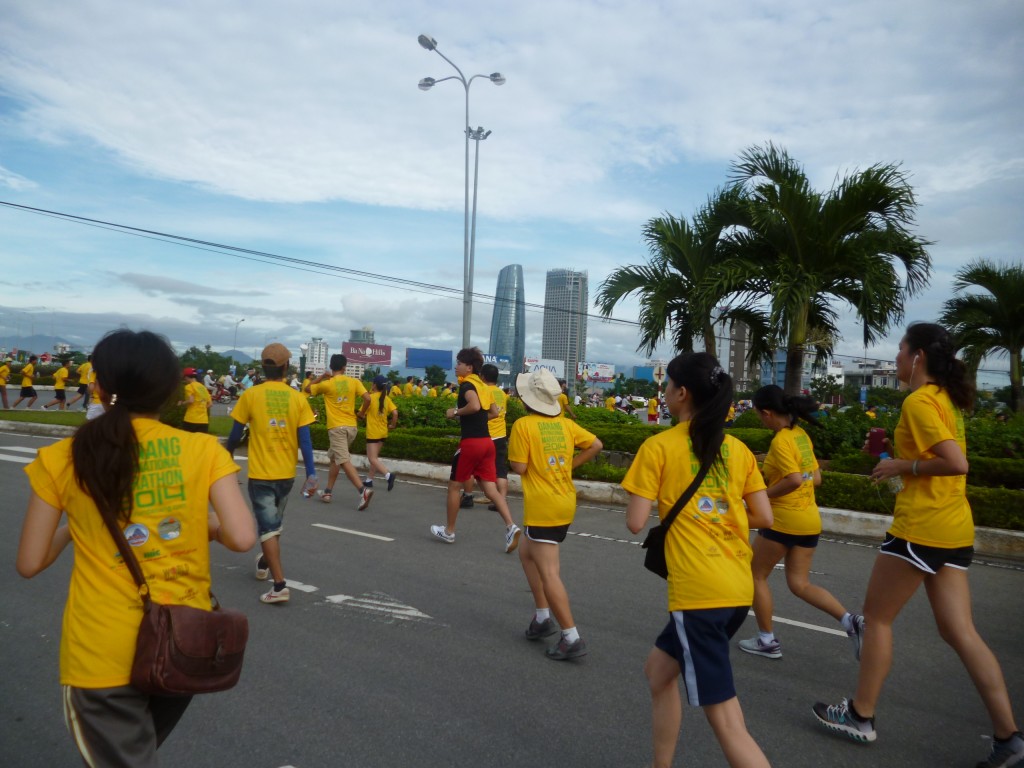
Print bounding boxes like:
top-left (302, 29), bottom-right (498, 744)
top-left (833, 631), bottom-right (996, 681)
top-left (784, 345), bottom-right (805, 396)
top-left (1011, 349), bottom-right (1022, 413)
top-left (703, 324), bottom-right (717, 357)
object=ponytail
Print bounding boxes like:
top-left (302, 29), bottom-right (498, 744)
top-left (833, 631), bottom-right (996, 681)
top-left (666, 352), bottom-right (732, 471)
top-left (904, 322), bottom-right (975, 411)
top-left (71, 330), bottom-right (181, 527)
top-left (752, 384), bottom-right (820, 427)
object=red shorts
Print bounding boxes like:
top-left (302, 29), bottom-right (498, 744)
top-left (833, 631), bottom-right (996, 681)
top-left (648, 413), bottom-right (657, 422)
top-left (450, 437), bottom-right (497, 483)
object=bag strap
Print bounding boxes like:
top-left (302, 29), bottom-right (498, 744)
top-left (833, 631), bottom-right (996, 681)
top-left (100, 513), bottom-right (153, 607)
top-left (659, 438), bottom-right (723, 533)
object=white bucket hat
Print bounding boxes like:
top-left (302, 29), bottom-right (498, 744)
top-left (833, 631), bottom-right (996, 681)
top-left (516, 369), bottom-right (562, 417)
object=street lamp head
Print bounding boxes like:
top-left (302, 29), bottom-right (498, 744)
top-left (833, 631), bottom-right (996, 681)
top-left (299, 343), bottom-right (309, 354)
top-left (418, 77), bottom-right (435, 91)
top-left (417, 34), bottom-right (438, 51)
top-left (489, 72), bottom-right (506, 86)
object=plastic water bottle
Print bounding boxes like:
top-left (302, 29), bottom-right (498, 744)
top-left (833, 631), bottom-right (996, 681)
top-left (879, 453), bottom-right (904, 494)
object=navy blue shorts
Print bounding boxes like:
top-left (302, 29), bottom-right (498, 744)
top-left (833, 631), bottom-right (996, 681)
top-left (758, 527), bottom-right (820, 549)
top-left (654, 607), bottom-right (748, 707)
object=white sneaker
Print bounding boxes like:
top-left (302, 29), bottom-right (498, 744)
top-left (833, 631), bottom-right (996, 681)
top-left (358, 487), bottom-right (374, 511)
top-left (430, 524), bottom-right (455, 544)
top-left (255, 553), bottom-right (270, 581)
top-left (738, 636), bottom-right (782, 659)
top-left (504, 524), bottom-right (522, 553)
top-left (260, 586), bottom-right (290, 604)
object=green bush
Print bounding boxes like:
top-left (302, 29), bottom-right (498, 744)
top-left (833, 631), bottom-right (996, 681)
top-left (966, 414), bottom-right (1024, 459)
top-left (725, 428), bottom-right (773, 454)
top-left (968, 457), bottom-right (1024, 490)
top-left (730, 409), bottom-right (762, 429)
top-left (817, 471), bottom-right (897, 514)
top-left (968, 486), bottom-right (1024, 530)
top-left (588, 425), bottom-right (668, 453)
top-left (573, 456), bottom-right (627, 483)
top-left (826, 452), bottom-right (877, 475)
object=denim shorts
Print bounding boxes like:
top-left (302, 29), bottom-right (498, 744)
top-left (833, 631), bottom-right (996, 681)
top-left (248, 478), bottom-right (295, 541)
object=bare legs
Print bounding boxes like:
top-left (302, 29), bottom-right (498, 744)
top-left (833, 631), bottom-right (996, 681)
top-left (444, 478), bottom-right (513, 533)
top-left (645, 648), bottom-right (770, 768)
top-left (365, 442), bottom-right (390, 482)
top-left (260, 534), bottom-right (284, 584)
top-left (749, 536), bottom-right (847, 633)
top-left (518, 536), bottom-right (572, 628)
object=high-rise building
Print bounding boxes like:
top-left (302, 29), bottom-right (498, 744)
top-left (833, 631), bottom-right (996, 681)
top-left (349, 327), bottom-right (375, 344)
top-left (488, 265), bottom-right (526, 374)
top-left (541, 269), bottom-right (588, 381)
top-left (307, 337), bottom-right (329, 376)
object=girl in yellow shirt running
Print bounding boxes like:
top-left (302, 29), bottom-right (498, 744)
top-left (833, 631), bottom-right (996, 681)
top-left (623, 352), bottom-right (773, 768)
top-left (738, 385), bottom-right (863, 661)
top-left (813, 323), bottom-right (1022, 765)
top-left (16, 329), bottom-right (256, 768)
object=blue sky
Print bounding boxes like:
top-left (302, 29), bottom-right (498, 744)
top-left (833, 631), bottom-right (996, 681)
top-left (0, 0), bottom-right (1020, 385)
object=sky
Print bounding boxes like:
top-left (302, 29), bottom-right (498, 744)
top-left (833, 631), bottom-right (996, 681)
top-left (0, 0), bottom-right (1020, 385)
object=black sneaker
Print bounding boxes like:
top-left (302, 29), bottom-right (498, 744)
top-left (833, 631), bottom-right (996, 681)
top-left (387, 472), bottom-right (397, 491)
top-left (977, 731), bottom-right (1024, 768)
top-left (812, 698), bottom-right (876, 743)
top-left (546, 635), bottom-right (587, 661)
top-left (525, 617), bottom-right (558, 641)
top-left (847, 613), bottom-right (866, 661)
top-left (460, 492), bottom-right (475, 509)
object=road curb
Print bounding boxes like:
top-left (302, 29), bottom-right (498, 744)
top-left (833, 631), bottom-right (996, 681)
top-left (5, 420), bottom-right (1021, 560)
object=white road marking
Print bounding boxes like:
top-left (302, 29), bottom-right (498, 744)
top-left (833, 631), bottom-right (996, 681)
top-left (312, 523), bottom-right (394, 542)
top-left (0, 446), bottom-right (39, 453)
top-left (0, 453), bottom-right (33, 464)
top-left (283, 580), bottom-right (319, 593)
top-left (749, 610), bottom-right (848, 637)
top-left (326, 592), bottom-right (432, 621)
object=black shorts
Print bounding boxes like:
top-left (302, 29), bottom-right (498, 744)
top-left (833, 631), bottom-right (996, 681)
top-left (77, 384), bottom-right (89, 394)
top-left (880, 533), bottom-right (974, 574)
top-left (365, 438), bottom-right (385, 444)
top-left (525, 524), bottom-right (570, 543)
top-left (758, 528), bottom-right (820, 549)
top-left (20, 386), bottom-right (36, 398)
top-left (180, 421), bottom-right (209, 433)
top-left (54, 390), bottom-right (67, 402)
top-left (493, 437), bottom-right (508, 479)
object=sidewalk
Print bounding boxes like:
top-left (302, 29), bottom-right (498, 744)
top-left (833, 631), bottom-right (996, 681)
top-left (4, 420), bottom-right (1022, 561)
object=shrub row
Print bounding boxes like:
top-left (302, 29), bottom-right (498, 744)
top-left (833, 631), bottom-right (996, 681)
top-left (825, 453), bottom-right (1024, 490)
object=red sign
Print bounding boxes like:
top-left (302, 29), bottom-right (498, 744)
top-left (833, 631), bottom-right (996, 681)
top-left (342, 342), bottom-right (392, 365)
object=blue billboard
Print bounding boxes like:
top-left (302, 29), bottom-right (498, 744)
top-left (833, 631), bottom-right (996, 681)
top-left (633, 366), bottom-right (655, 382)
top-left (406, 348), bottom-right (452, 370)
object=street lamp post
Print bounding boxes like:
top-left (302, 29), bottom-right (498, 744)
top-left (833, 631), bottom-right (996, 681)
top-left (299, 343), bottom-right (309, 380)
top-left (417, 33), bottom-right (505, 349)
top-left (233, 318), bottom-right (245, 361)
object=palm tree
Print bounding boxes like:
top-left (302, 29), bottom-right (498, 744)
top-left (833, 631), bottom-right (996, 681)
top-left (940, 259), bottom-right (1024, 413)
top-left (728, 143), bottom-right (932, 395)
top-left (595, 187), bottom-right (753, 356)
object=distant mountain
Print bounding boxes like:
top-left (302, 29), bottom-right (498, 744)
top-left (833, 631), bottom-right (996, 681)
top-left (223, 349), bottom-right (253, 363)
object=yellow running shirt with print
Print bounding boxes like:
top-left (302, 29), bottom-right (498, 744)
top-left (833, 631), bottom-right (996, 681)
top-left (311, 375), bottom-right (367, 428)
top-left (232, 381), bottom-right (315, 480)
top-left (53, 367), bottom-right (69, 390)
top-left (184, 380), bottom-right (211, 424)
top-left (21, 362), bottom-right (35, 387)
top-left (488, 385), bottom-right (507, 440)
top-left (761, 425), bottom-right (820, 535)
top-left (364, 392), bottom-right (397, 440)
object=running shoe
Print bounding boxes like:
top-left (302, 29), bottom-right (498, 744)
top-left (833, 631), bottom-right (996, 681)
top-left (811, 698), bottom-right (877, 743)
top-left (546, 635), bottom-right (588, 660)
top-left (487, 503), bottom-right (499, 511)
top-left (977, 731), bottom-right (1024, 768)
top-left (848, 613), bottom-right (866, 661)
top-left (358, 487), bottom-right (374, 511)
top-left (525, 617), bottom-right (559, 641)
top-left (460, 492), bottom-right (475, 509)
top-left (504, 524), bottom-right (522, 553)
top-left (255, 553), bottom-right (270, 581)
top-left (387, 472), bottom-right (397, 491)
top-left (260, 586), bottom-right (290, 604)
top-left (738, 636), bottom-right (782, 659)
top-left (430, 524), bottom-right (455, 544)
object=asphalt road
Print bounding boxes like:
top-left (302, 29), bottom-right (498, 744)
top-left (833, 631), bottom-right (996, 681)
top-left (2, 429), bottom-right (1022, 767)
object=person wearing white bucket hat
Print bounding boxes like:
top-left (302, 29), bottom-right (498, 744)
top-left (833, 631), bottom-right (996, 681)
top-left (509, 368), bottom-right (603, 660)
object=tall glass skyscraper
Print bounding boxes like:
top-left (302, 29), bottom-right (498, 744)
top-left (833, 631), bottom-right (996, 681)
top-left (541, 269), bottom-right (588, 380)
top-left (488, 264), bottom-right (526, 373)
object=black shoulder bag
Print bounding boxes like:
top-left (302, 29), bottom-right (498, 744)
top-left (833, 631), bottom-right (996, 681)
top-left (641, 454), bottom-right (717, 580)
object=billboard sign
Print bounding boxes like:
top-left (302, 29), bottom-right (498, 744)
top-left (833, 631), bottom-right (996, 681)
top-left (576, 362), bottom-right (615, 383)
top-left (342, 342), bottom-right (392, 366)
top-left (406, 348), bottom-right (452, 370)
top-left (483, 354), bottom-right (512, 374)
top-left (523, 357), bottom-right (565, 378)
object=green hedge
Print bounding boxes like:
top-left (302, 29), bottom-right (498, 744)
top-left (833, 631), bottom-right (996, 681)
top-left (726, 428), bottom-right (773, 454)
top-left (825, 452), bottom-right (1024, 490)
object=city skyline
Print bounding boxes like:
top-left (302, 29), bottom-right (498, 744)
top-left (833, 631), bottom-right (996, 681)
top-left (487, 265), bottom-right (526, 377)
top-left (541, 269), bottom-right (589, 381)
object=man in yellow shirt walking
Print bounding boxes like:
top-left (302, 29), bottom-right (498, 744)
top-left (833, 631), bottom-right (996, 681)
top-left (41, 359), bottom-right (72, 410)
top-left (12, 355), bottom-right (39, 409)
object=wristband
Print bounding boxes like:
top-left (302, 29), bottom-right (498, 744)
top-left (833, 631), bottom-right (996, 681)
top-left (912, 459), bottom-right (920, 476)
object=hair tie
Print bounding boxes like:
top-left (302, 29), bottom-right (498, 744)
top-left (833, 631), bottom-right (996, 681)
top-left (109, 393), bottom-right (118, 406)
top-left (710, 366), bottom-right (724, 386)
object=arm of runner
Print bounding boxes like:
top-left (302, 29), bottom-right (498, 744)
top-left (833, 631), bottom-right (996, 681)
top-left (625, 492), bottom-right (654, 535)
top-left (16, 493), bottom-right (72, 578)
top-left (766, 472), bottom-right (803, 499)
top-left (571, 437), bottom-right (603, 469)
top-left (298, 425), bottom-right (316, 480)
top-left (208, 475), bottom-right (256, 551)
top-left (509, 461), bottom-right (528, 475)
top-left (744, 489), bottom-right (773, 529)
top-left (225, 421), bottom-right (246, 455)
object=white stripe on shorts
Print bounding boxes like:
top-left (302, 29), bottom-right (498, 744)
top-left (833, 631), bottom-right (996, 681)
top-left (671, 612), bottom-right (702, 707)
top-left (63, 685), bottom-right (97, 768)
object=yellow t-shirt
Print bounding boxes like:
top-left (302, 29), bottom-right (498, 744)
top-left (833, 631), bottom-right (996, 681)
top-left (889, 384), bottom-right (973, 548)
top-left (622, 423), bottom-right (766, 611)
top-left (428, 387), bottom-right (438, 398)
top-left (508, 413), bottom-right (597, 527)
top-left (403, 382), bottom-right (414, 397)
top-left (21, 362), bottom-right (35, 387)
top-left (648, 398), bottom-right (658, 415)
top-left (488, 386), bottom-right (507, 440)
top-left (184, 380), bottom-right (211, 424)
top-left (390, 385), bottom-right (402, 398)
top-left (53, 367), bottom-right (70, 390)
top-left (232, 381), bottom-right (315, 480)
top-left (365, 392), bottom-right (397, 440)
top-left (462, 374), bottom-right (493, 411)
top-left (87, 367), bottom-right (101, 404)
top-left (605, 395), bottom-right (616, 411)
top-left (24, 419), bottom-right (239, 688)
top-left (557, 393), bottom-right (570, 415)
top-left (761, 425), bottom-right (820, 535)
top-left (0, 363), bottom-right (10, 386)
top-left (310, 375), bottom-right (367, 429)
top-left (76, 361), bottom-right (91, 383)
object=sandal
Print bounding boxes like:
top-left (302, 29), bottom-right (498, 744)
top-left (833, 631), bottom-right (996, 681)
top-left (321, 490), bottom-right (333, 503)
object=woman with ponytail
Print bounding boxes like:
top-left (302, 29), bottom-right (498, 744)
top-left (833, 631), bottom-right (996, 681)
top-left (813, 323), bottom-right (1022, 765)
top-left (358, 374), bottom-right (399, 492)
top-left (623, 352), bottom-right (774, 768)
top-left (16, 329), bottom-right (255, 768)
top-left (738, 385), bottom-right (864, 661)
